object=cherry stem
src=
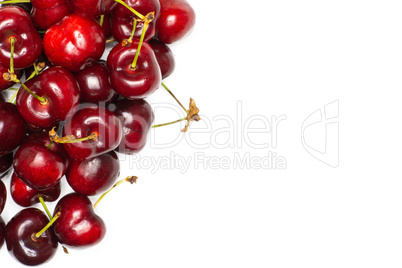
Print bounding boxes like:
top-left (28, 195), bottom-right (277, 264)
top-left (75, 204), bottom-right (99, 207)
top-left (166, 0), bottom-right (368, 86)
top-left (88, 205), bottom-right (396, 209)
top-left (46, 140), bottom-right (53, 150)
top-left (106, 37), bottom-right (116, 43)
top-left (9, 36), bottom-right (16, 74)
top-left (7, 88), bottom-right (19, 103)
top-left (99, 14), bottom-right (104, 27)
top-left (128, 18), bottom-right (137, 42)
top-left (113, 0), bottom-right (144, 20)
top-left (33, 62), bottom-right (39, 75)
top-left (152, 117), bottom-right (187, 128)
top-left (130, 21), bottom-right (149, 70)
top-left (34, 212), bottom-right (61, 239)
top-left (18, 79), bottom-right (48, 104)
top-left (93, 176), bottom-right (138, 208)
top-left (38, 196), bottom-right (52, 220)
top-left (0, 0), bottom-right (30, 4)
top-left (161, 82), bottom-right (188, 113)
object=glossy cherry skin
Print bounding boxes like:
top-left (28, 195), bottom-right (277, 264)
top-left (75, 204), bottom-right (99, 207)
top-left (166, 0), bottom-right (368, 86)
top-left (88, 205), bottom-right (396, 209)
top-left (0, 102), bottom-right (27, 157)
top-left (157, 0), bottom-right (195, 44)
top-left (109, 99), bottom-right (154, 154)
top-left (5, 208), bottom-right (58, 266)
top-left (13, 139), bottom-right (67, 190)
top-left (0, 153), bottom-right (13, 178)
top-left (53, 193), bottom-right (106, 247)
top-left (0, 180), bottom-right (6, 215)
top-left (107, 40), bottom-right (161, 99)
top-left (0, 65), bottom-right (23, 91)
top-left (149, 39), bottom-right (175, 79)
top-left (44, 13), bottom-right (106, 72)
top-left (0, 217), bottom-right (5, 250)
top-left (0, 6), bottom-right (42, 69)
top-left (16, 66), bottom-right (80, 129)
top-left (111, 0), bottom-right (160, 43)
top-left (75, 61), bottom-right (117, 104)
top-left (10, 172), bottom-right (61, 207)
top-left (66, 150), bottom-right (120, 196)
top-left (30, 0), bottom-right (72, 30)
top-left (67, 0), bottom-right (117, 19)
top-left (62, 105), bottom-right (123, 160)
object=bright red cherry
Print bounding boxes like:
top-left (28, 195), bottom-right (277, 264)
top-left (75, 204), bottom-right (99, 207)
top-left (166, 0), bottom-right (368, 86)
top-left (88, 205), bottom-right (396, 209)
top-left (30, 0), bottom-right (72, 30)
top-left (107, 40), bottom-right (161, 99)
top-left (0, 153), bottom-right (13, 178)
top-left (5, 208), bottom-right (58, 266)
top-left (16, 66), bottom-right (80, 129)
top-left (62, 104), bottom-right (123, 160)
top-left (156, 0), bottom-right (196, 44)
top-left (53, 193), bottom-right (106, 247)
top-left (10, 172), bottom-right (61, 207)
top-left (149, 39), bottom-right (175, 79)
top-left (75, 61), bottom-right (117, 104)
top-left (0, 180), bottom-right (6, 215)
top-left (109, 99), bottom-right (154, 154)
top-left (0, 102), bottom-right (27, 157)
top-left (0, 6), bottom-right (42, 69)
top-left (111, 0), bottom-right (160, 42)
top-left (43, 13), bottom-right (106, 72)
top-left (66, 150), bottom-right (120, 196)
top-left (0, 65), bottom-right (22, 91)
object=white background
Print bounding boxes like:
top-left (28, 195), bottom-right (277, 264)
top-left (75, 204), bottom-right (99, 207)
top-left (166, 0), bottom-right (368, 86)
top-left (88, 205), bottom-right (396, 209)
top-left (2, 0), bottom-right (402, 267)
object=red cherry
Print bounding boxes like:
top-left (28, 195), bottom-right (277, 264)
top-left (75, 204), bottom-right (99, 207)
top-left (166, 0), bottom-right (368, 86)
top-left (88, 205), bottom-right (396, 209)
top-left (97, 13), bottom-right (113, 38)
top-left (107, 40), bottom-right (161, 99)
top-left (67, 0), bottom-right (117, 19)
top-left (111, 0), bottom-right (160, 42)
top-left (0, 153), bottom-right (13, 179)
top-left (62, 104), bottom-right (123, 160)
top-left (66, 150), bottom-right (120, 196)
top-left (109, 99), bottom-right (154, 154)
top-left (149, 39), bottom-right (175, 79)
top-left (53, 193), bottom-right (106, 247)
top-left (30, 0), bottom-right (72, 30)
top-left (156, 0), bottom-right (196, 44)
top-left (0, 6), bottom-right (42, 69)
top-left (16, 66), bottom-right (80, 129)
top-left (0, 180), bottom-right (6, 215)
top-left (43, 13), bottom-right (106, 72)
top-left (0, 102), bottom-right (27, 157)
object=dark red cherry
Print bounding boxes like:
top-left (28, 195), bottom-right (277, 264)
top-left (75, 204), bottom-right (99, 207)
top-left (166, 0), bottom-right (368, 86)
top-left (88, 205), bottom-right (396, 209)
top-left (53, 193), bottom-right (106, 247)
top-left (5, 208), bottom-right (58, 266)
top-left (157, 0), bottom-right (196, 44)
top-left (30, 0), bottom-right (72, 30)
top-left (44, 13), bottom-right (106, 72)
top-left (97, 13), bottom-right (113, 38)
top-left (67, 0), bottom-right (117, 19)
top-left (107, 40), bottom-right (161, 99)
top-left (0, 180), bottom-right (6, 215)
top-left (149, 39), bottom-right (175, 79)
top-left (16, 66), bottom-right (80, 129)
top-left (0, 6), bottom-right (42, 69)
top-left (0, 102), bottom-right (27, 157)
top-left (10, 172), bottom-right (61, 207)
top-left (0, 65), bottom-right (23, 91)
top-left (75, 61), bottom-right (117, 104)
top-left (0, 217), bottom-right (5, 250)
top-left (111, 0), bottom-right (160, 42)
top-left (109, 99), bottom-right (154, 154)
top-left (13, 139), bottom-right (67, 190)
top-left (66, 150), bottom-right (120, 196)
top-left (0, 153), bottom-right (13, 178)
top-left (62, 104), bottom-right (123, 160)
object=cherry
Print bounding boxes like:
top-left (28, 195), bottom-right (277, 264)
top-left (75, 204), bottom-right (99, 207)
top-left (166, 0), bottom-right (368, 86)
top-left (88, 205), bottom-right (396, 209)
top-left (43, 13), bottom-right (106, 72)
top-left (156, 0), bottom-right (195, 44)
top-left (60, 104), bottom-right (123, 160)
top-left (30, 0), bottom-right (72, 30)
top-left (11, 172), bottom-right (62, 207)
top-left (5, 208), bottom-right (59, 266)
top-left (111, 0), bottom-right (160, 42)
top-left (107, 40), bottom-right (161, 99)
top-left (67, 0), bottom-right (117, 19)
top-left (97, 13), bottom-right (113, 38)
top-left (0, 6), bottom-right (42, 69)
top-left (75, 60), bottom-right (117, 104)
top-left (0, 65), bottom-right (22, 91)
top-left (0, 179), bottom-right (6, 215)
top-left (16, 66), bottom-right (80, 129)
top-left (109, 99), bottom-right (154, 154)
top-left (0, 152), bottom-right (13, 178)
top-left (53, 192), bottom-right (106, 247)
top-left (13, 139), bottom-right (68, 190)
top-left (66, 150), bottom-right (120, 196)
top-left (0, 102), bottom-right (27, 157)
top-left (0, 217), bottom-right (5, 250)
top-left (149, 39), bottom-right (175, 79)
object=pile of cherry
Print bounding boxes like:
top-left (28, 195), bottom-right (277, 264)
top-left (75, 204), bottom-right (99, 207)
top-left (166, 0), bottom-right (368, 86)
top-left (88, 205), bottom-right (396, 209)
top-left (0, 0), bottom-right (196, 266)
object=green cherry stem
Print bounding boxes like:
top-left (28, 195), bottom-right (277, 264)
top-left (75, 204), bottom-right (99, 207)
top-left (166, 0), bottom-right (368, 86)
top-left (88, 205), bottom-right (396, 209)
top-left (7, 88), bottom-right (19, 103)
top-left (34, 212), bottom-right (61, 239)
top-left (152, 117), bottom-right (187, 128)
top-left (93, 176), bottom-right (138, 208)
top-left (18, 79), bottom-right (48, 104)
top-left (9, 36), bottom-right (16, 74)
top-left (0, 0), bottom-right (30, 4)
top-left (130, 21), bottom-right (149, 70)
top-left (38, 195), bottom-right (52, 220)
top-left (161, 82), bottom-right (188, 113)
top-left (113, 0), bottom-right (144, 20)
top-left (127, 18), bottom-right (138, 43)
top-left (99, 14), bottom-right (104, 27)
top-left (33, 62), bottom-right (39, 75)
